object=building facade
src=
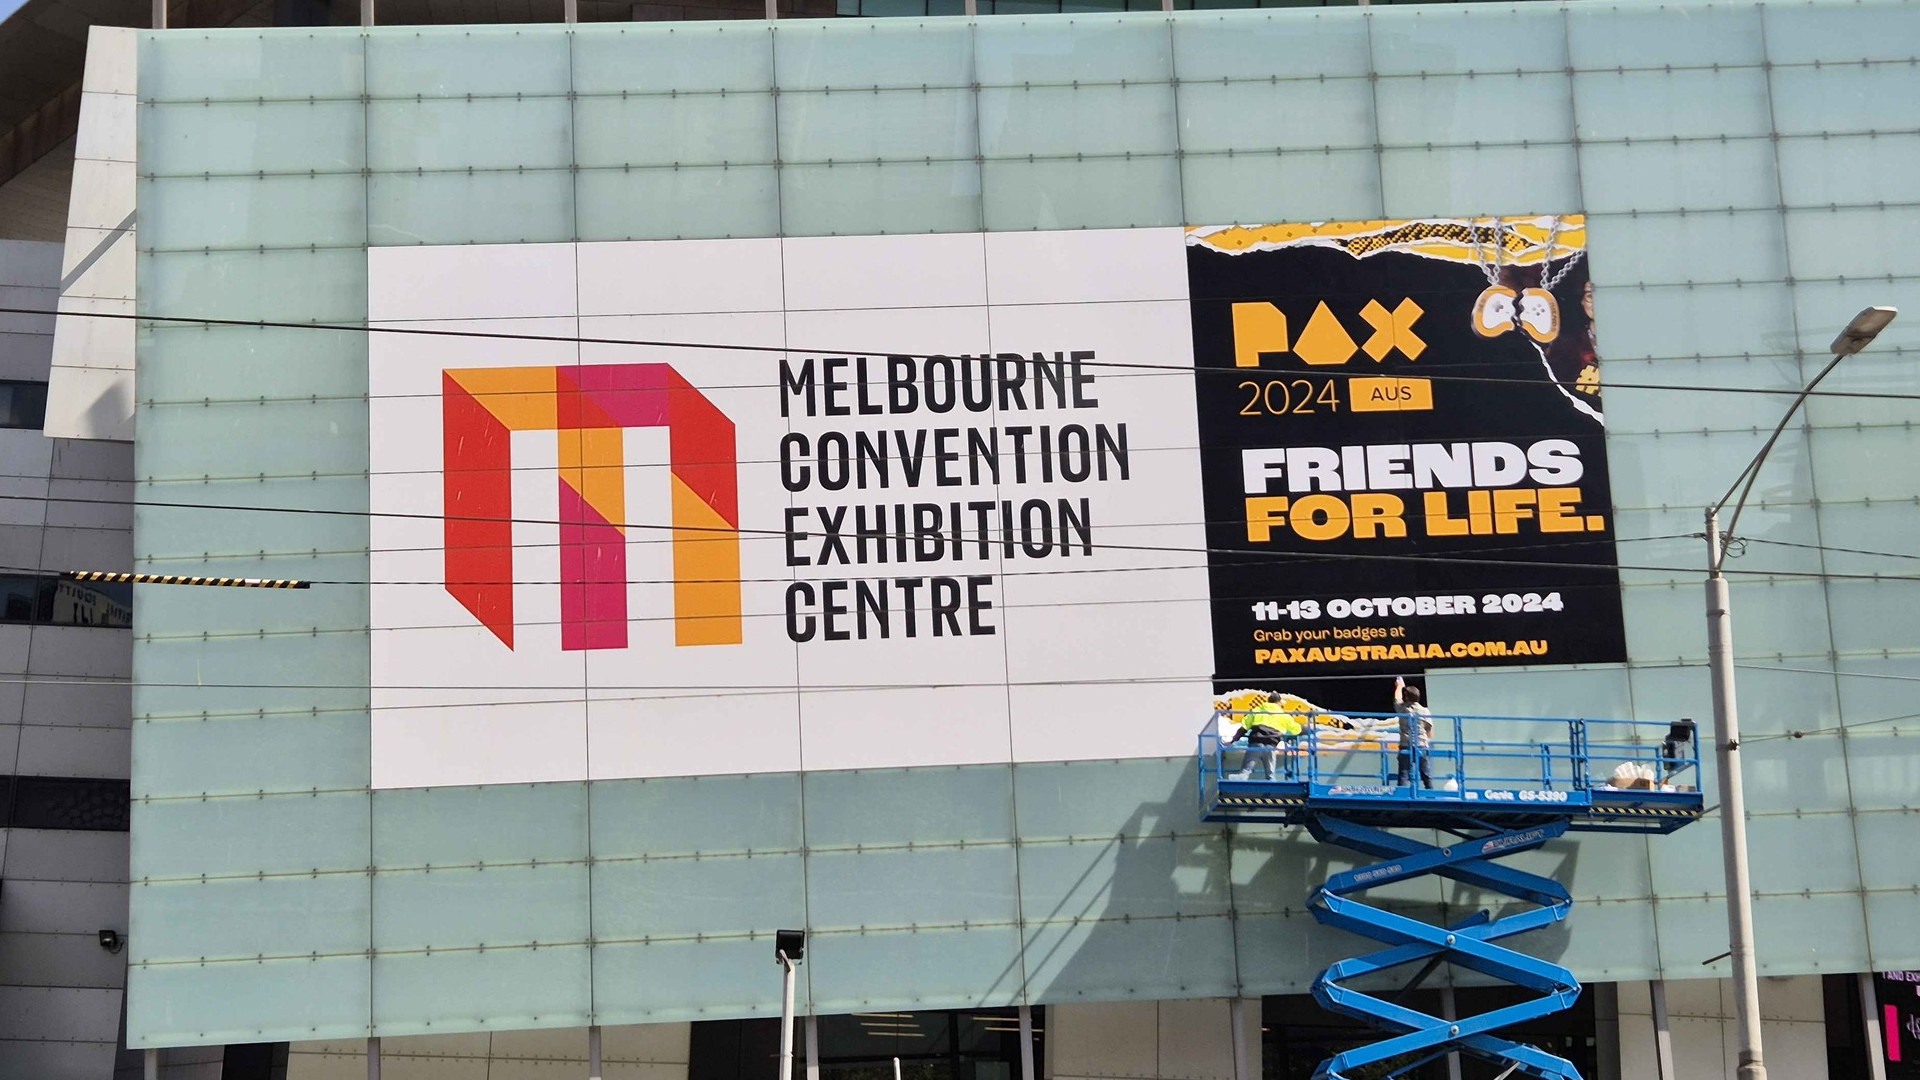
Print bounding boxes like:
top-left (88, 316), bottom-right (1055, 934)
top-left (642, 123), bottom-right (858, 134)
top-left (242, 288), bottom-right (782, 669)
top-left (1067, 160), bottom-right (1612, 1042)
top-left (6, 0), bottom-right (1920, 1076)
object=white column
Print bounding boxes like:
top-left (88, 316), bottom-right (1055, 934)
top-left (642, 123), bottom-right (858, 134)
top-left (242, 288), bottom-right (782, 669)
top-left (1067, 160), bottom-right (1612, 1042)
top-left (1649, 981), bottom-right (1675, 1080)
top-left (1861, 975), bottom-right (1889, 1080)
top-left (1018, 1006), bottom-right (1036, 1080)
top-left (1228, 1000), bottom-right (1250, 1080)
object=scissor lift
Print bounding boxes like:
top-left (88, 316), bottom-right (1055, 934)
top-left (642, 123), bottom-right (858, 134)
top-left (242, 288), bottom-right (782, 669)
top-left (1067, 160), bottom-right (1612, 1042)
top-left (1199, 709), bottom-right (1704, 1080)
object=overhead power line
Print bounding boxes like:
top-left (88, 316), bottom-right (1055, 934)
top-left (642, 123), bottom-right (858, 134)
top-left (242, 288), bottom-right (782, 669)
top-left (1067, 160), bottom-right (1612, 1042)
top-left (9, 490), bottom-right (1920, 585)
top-left (6, 305), bottom-right (1919, 402)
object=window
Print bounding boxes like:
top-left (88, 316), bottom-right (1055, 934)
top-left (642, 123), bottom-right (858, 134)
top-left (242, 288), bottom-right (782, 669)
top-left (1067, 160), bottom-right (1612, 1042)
top-left (0, 775), bottom-right (133, 831)
top-left (0, 380), bottom-right (49, 430)
top-left (0, 574), bottom-right (133, 628)
top-left (691, 1009), bottom-right (1044, 1080)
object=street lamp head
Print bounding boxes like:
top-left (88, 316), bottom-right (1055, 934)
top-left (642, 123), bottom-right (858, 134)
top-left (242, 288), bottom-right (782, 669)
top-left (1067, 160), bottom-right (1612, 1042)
top-left (1829, 306), bottom-right (1897, 356)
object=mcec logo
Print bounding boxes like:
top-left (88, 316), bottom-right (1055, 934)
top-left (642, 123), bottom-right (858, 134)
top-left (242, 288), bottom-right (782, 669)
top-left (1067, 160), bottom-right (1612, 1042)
top-left (440, 363), bottom-right (741, 652)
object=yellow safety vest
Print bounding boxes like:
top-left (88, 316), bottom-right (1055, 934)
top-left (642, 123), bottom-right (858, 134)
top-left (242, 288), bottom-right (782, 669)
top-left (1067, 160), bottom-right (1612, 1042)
top-left (1249, 701), bottom-right (1304, 737)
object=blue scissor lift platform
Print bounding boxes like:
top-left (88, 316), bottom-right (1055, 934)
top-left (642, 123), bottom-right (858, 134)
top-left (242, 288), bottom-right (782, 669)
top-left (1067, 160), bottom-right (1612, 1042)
top-left (1199, 708), bottom-right (1704, 1080)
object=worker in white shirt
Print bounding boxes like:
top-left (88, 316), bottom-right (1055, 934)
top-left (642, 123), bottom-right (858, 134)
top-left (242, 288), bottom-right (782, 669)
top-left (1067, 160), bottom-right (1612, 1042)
top-left (1394, 675), bottom-right (1434, 789)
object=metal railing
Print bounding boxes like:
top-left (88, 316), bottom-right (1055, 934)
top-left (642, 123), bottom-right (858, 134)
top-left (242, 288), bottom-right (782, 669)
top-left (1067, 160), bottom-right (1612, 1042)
top-left (1199, 709), bottom-right (1700, 807)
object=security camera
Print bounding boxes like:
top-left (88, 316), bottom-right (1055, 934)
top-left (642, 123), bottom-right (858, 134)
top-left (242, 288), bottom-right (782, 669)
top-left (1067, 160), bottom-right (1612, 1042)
top-left (98, 930), bottom-right (123, 955)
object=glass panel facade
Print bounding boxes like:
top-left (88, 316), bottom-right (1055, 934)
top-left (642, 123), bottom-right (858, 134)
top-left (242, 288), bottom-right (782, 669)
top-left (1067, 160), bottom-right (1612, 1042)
top-left (131, 0), bottom-right (1920, 1049)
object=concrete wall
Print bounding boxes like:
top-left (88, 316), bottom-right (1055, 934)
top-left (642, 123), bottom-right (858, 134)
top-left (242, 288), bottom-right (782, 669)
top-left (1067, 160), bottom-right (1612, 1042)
top-left (1617, 977), bottom-right (1830, 1080)
top-left (287, 1024), bottom-right (692, 1080)
top-left (0, 236), bottom-right (135, 1079)
top-left (1047, 999), bottom-right (1258, 1080)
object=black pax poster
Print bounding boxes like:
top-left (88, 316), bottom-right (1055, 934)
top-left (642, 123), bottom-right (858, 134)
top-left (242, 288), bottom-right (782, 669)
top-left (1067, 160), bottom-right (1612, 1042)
top-left (1186, 218), bottom-right (1626, 681)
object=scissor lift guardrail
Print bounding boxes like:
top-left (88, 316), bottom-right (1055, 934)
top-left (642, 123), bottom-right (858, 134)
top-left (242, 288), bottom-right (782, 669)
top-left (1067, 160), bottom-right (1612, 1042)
top-left (1199, 709), bottom-right (1704, 1079)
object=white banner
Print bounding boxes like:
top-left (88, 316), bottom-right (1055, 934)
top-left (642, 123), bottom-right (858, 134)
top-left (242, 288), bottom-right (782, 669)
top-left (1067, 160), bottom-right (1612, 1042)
top-left (368, 229), bottom-right (1214, 788)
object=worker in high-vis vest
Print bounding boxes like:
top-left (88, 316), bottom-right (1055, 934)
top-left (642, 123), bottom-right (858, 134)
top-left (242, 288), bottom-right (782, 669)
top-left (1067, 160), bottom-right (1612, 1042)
top-left (1229, 694), bottom-right (1305, 780)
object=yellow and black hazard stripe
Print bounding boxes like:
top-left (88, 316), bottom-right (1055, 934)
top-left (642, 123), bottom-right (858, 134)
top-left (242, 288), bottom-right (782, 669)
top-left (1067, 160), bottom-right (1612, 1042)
top-left (1217, 794), bottom-right (1308, 809)
top-left (62, 570), bottom-right (311, 590)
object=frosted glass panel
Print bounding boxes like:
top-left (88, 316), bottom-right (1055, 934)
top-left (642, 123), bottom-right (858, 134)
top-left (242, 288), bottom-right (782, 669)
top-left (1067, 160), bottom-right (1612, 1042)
top-left (131, 792), bottom-right (369, 881)
top-left (1572, 68), bottom-right (1772, 141)
top-left (573, 93), bottom-right (776, 169)
top-left (1369, 4), bottom-right (1568, 75)
top-left (1170, 10), bottom-right (1371, 80)
top-left (1180, 150), bottom-right (1382, 227)
top-left (373, 783), bottom-right (588, 868)
top-left (1787, 206), bottom-right (1920, 281)
top-left (1376, 73), bottom-right (1572, 147)
top-left (137, 402), bottom-right (367, 482)
top-left (1015, 758), bottom-right (1201, 840)
top-left (1764, 0), bottom-right (1920, 65)
top-left (137, 324), bottom-right (370, 405)
top-left (363, 26), bottom-right (572, 98)
top-left (1600, 355), bottom-right (1807, 438)
top-left (780, 89), bottom-right (977, 163)
top-left (1746, 812), bottom-right (1862, 895)
top-left (139, 175), bottom-right (367, 252)
top-left (1593, 282), bottom-right (1795, 363)
top-left (1584, 210), bottom-right (1786, 290)
top-left (593, 853), bottom-right (806, 941)
top-left (1379, 144), bottom-right (1579, 219)
top-left (781, 160), bottom-right (985, 237)
top-left (978, 84), bottom-right (1176, 158)
top-left (803, 765), bottom-right (1013, 847)
top-left (1023, 914), bottom-right (1237, 1001)
top-left (590, 774), bottom-right (802, 858)
top-left (373, 864), bottom-right (590, 950)
top-left (139, 249), bottom-right (367, 323)
top-left (1577, 139), bottom-right (1779, 214)
top-left (135, 713), bottom-right (370, 798)
top-left (593, 936), bottom-right (780, 1024)
top-left (128, 954), bottom-right (371, 1045)
top-left (142, 101), bottom-right (365, 176)
top-left (1769, 63), bottom-right (1920, 137)
top-left (807, 846), bottom-right (1020, 930)
top-left (1566, 3), bottom-right (1763, 69)
top-left (1175, 78), bottom-right (1374, 153)
top-left (367, 170), bottom-right (576, 246)
top-left (982, 156), bottom-right (1182, 231)
top-left (141, 29), bottom-right (366, 102)
top-left (1019, 835), bottom-right (1230, 920)
top-left (774, 19), bottom-right (973, 90)
top-left (810, 924), bottom-right (1028, 1012)
top-left (571, 23), bottom-right (773, 95)
top-left (974, 16), bottom-right (1172, 86)
top-left (1855, 809), bottom-right (1920, 892)
top-left (368, 98), bottom-right (573, 173)
top-left (575, 166), bottom-right (781, 242)
top-left (133, 874), bottom-right (369, 963)
top-left (1777, 133), bottom-right (1920, 206)
top-left (372, 945), bottom-right (590, 1035)
top-left (1753, 892), bottom-right (1869, 975)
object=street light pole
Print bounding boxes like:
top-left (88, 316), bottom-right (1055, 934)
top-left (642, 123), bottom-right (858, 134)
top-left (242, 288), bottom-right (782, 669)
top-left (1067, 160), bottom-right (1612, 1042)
top-left (774, 929), bottom-right (806, 1080)
top-left (1703, 305), bottom-right (1896, 1080)
top-left (779, 954), bottom-right (797, 1080)
top-left (1703, 507), bottom-right (1765, 1080)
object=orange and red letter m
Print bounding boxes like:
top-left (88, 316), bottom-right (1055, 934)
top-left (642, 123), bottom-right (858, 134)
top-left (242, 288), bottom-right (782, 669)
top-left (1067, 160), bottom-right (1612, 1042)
top-left (441, 363), bottom-right (742, 651)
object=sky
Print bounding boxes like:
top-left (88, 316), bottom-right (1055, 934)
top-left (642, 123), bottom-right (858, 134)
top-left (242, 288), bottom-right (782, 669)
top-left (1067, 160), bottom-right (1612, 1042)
top-left (0, 0), bottom-right (30, 27)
